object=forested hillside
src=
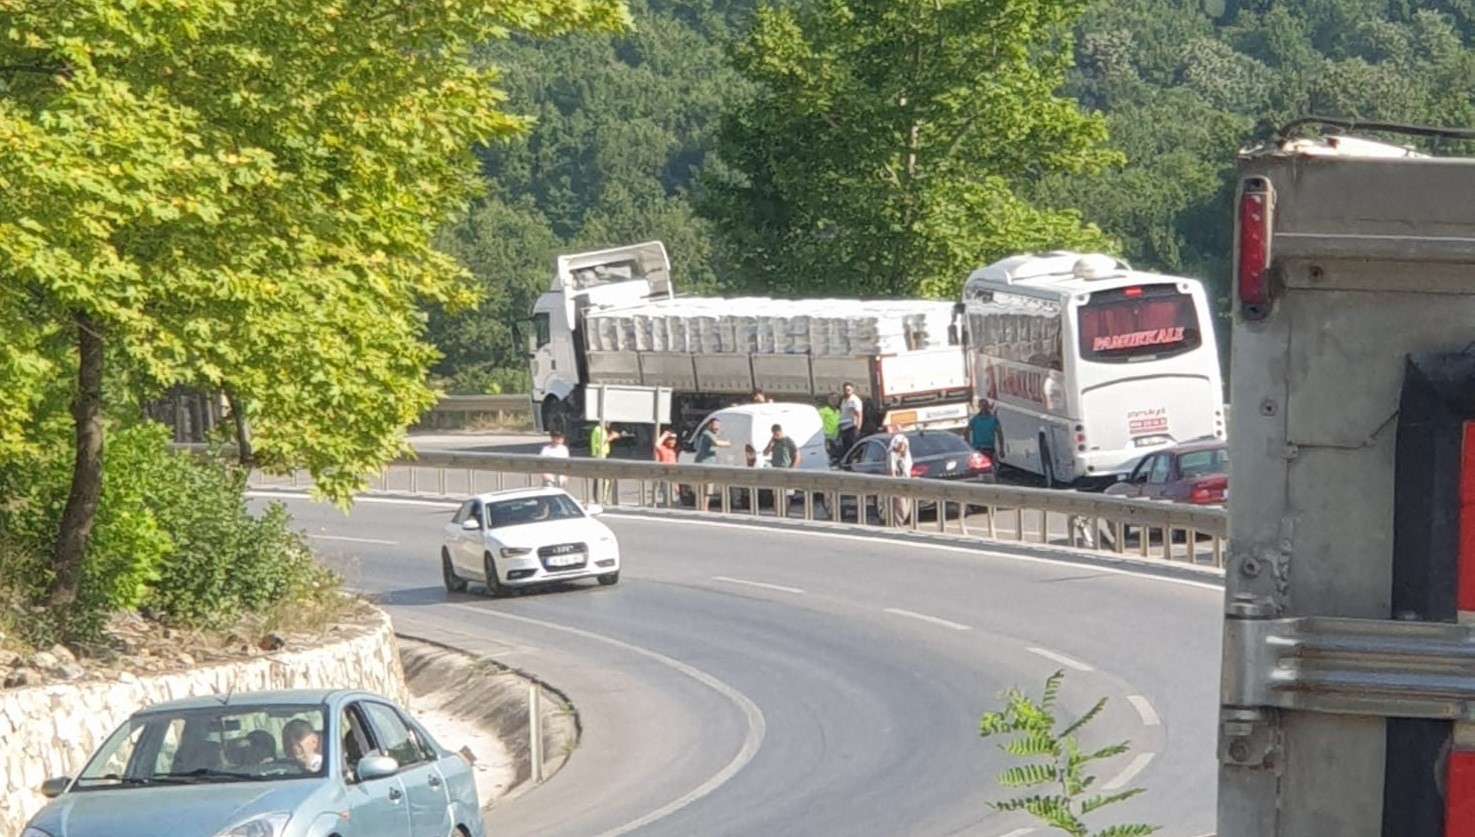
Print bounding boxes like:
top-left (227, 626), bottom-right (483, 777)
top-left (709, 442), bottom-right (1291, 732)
top-left (431, 0), bottom-right (1475, 392)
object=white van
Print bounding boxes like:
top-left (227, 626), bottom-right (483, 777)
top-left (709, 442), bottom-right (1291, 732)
top-left (678, 402), bottom-right (829, 471)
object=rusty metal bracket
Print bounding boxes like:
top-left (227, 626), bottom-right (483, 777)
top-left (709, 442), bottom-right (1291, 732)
top-left (1223, 616), bottom-right (1475, 720)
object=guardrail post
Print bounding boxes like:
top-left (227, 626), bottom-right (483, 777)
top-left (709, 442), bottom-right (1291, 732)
top-left (1113, 520), bottom-right (1124, 554)
top-left (1013, 507), bottom-right (1023, 541)
top-left (1161, 526), bottom-right (1172, 561)
top-left (410, 467), bottom-right (419, 494)
top-left (1213, 535), bottom-right (1222, 566)
top-left (1039, 510), bottom-right (1049, 544)
top-left (1139, 525), bottom-right (1150, 557)
top-left (528, 682), bottom-right (543, 784)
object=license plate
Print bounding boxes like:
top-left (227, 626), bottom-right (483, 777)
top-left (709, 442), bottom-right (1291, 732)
top-left (1133, 434), bottom-right (1172, 448)
top-left (546, 552), bottom-right (584, 567)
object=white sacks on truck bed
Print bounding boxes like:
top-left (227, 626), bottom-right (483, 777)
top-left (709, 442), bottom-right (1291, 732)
top-left (584, 298), bottom-right (956, 357)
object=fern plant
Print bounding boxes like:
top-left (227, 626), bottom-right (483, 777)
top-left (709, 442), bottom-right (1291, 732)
top-left (978, 669), bottom-right (1158, 837)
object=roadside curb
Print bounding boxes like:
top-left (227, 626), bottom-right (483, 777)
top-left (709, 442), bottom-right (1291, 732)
top-left (395, 633), bottom-right (581, 806)
top-left (252, 486), bottom-right (1226, 589)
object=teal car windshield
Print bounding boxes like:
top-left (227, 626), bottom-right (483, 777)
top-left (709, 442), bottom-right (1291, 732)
top-left (73, 703), bottom-right (328, 790)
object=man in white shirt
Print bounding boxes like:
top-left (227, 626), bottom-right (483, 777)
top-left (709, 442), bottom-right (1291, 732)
top-left (539, 430), bottom-right (570, 487)
top-left (886, 433), bottom-right (914, 526)
top-left (839, 381), bottom-right (864, 455)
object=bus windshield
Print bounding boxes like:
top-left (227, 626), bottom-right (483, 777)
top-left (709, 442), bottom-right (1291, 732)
top-left (1076, 285), bottom-right (1202, 363)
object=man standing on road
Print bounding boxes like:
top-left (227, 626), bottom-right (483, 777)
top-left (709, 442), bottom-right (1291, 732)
top-left (694, 417), bottom-right (729, 507)
top-left (818, 393), bottom-right (841, 463)
top-left (763, 423), bottom-right (800, 516)
top-left (652, 426), bottom-right (678, 505)
top-left (968, 399), bottom-right (999, 459)
top-left (839, 382), bottom-right (864, 455)
top-left (589, 421), bottom-right (623, 504)
top-left (539, 430), bottom-right (570, 488)
top-left (886, 433), bottom-right (913, 526)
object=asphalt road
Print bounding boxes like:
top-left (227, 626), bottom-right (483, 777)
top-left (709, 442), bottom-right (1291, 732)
top-left (266, 489), bottom-right (1222, 837)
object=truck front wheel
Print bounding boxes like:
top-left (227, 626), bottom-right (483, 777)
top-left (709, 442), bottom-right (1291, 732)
top-left (542, 397), bottom-right (572, 438)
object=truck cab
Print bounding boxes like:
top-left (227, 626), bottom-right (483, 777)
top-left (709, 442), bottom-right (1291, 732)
top-left (529, 241), bottom-right (672, 434)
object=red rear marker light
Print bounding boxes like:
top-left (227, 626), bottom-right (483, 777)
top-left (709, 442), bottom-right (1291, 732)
top-left (1123, 286), bottom-right (1142, 297)
top-left (910, 464), bottom-right (929, 477)
top-left (968, 452), bottom-right (991, 471)
top-left (1236, 176), bottom-right (1274, 317)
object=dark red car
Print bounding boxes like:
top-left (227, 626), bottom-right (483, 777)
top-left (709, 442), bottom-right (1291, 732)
top-left (1105, 438), bottom-right (1228, 505)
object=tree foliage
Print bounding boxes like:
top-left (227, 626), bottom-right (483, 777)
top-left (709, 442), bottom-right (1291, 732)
top-left (0, 0), bottom-right (627, 611)
top-left (980, 670), bottom-right (1157, 837)
top-left (427, 0), bottom-right (749, 393)
top-left (703, 0), bottom-right (1120, 299)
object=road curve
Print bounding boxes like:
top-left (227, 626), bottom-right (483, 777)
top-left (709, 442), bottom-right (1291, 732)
top-left (267, 492), bottom-right (1222, 837)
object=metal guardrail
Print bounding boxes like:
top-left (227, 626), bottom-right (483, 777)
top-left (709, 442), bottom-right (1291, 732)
top-left (418, 395), bottom-right (531, 429)
top-left (250, 451), bottom-right (1228, 566)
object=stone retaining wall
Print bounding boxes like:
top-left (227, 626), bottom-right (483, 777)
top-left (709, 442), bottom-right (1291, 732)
top-left (0, 611), bottom-right (407, 834)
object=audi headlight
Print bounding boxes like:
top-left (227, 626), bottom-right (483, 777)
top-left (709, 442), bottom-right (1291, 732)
top-left (500, 546), bottom-right (532, 558)
top-left (211, 813), bottom-right (291, 837)
top-left (22, 827), bottom-right (55, 837)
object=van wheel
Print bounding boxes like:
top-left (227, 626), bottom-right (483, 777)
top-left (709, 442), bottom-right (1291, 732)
top-left (1039, 434), bottom-right (1057, 490)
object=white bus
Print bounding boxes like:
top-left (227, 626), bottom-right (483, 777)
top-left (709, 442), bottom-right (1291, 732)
top-left (960, 251), bottom-right (1225, 488)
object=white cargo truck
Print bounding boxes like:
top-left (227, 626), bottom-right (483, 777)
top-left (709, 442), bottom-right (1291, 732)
top-left (1218, 126), bottom-right (1475, 835)
top-left (527, 241), bottom-right (973, 443)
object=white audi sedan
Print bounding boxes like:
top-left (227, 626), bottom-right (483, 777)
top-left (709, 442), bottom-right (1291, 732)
top-left (441, 488), bottom-right (620, 597)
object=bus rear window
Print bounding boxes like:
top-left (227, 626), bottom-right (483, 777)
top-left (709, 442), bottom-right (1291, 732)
top-left (1076, 286), bottom-right (1202, 363)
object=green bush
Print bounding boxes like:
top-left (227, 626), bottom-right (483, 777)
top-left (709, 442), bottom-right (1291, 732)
top-left (0, 420), bottom-right (334, 644)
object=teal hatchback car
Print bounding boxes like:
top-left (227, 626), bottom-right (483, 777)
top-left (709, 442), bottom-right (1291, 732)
top-left (21, 689), bottom-right (485, 837)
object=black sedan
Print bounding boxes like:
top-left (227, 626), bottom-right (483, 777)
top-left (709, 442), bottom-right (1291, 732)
top-left (836, 429), bottom-right (995, 522)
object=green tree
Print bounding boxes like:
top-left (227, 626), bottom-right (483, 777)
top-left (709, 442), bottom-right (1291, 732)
top-left (0, 0), bottom-right (628, 609)
top-left (703, 0), bottom-right (1121, 299)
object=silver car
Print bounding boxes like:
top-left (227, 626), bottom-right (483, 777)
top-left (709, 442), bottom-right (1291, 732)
top-left (441, 487), bottom-right (621, 597)
top-left (22, 689), bottom-right (484, 837)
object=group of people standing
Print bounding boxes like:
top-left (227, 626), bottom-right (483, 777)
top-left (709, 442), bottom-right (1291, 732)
top-left (535, 391), bottom-right (1002, 523)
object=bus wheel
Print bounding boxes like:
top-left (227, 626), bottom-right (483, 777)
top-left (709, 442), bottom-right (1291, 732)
top-left (1039, 434), bottom-right (1057, 490)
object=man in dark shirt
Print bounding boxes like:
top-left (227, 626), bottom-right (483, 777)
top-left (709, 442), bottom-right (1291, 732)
top-left (694, 417), bottom-right (729, 507)
top-left (763, 423), bottom-right (799, 515)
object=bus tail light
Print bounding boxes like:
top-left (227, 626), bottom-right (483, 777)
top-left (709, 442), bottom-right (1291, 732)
top-left (1236, 176), bottom-right (1274, 318)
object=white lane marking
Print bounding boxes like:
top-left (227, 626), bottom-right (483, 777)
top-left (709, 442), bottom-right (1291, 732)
top-left (998, 829), bottom-right (1035, 837)
top-left (884, 608), bottom-right (972, 631)
top-left (1027, 646), bottom-right (1094, 672)
top-left (1102, 751), bottom-right (1155, 790)
top-left (713, 576), bottom-right (804, 595)
top-left (1127, 694), bottom-right (1161, 727)
top-left (252, 489), bottom-right (1224, 592)
top-left (308, 534), bottom-right (399, 545)
top-left (448, 603), bottom-right (765, 837)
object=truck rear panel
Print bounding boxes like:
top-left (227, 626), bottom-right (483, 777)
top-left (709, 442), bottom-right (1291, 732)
top-left (1221, 139), bottom-right (1475, 835)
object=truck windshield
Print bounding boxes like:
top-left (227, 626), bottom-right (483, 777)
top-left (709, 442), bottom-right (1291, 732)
top-left (1076, 285), bottom-right (1202, 363)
